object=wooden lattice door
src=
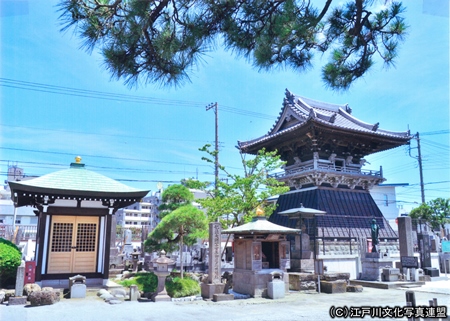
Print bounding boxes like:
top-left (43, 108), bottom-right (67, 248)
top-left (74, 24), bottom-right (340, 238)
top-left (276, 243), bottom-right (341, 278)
top-left (48, 216), bottom-right (98, 274)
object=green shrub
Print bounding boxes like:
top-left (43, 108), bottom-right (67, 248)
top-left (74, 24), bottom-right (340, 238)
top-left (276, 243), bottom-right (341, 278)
top-left (118, 272), bottom-right (158, 293)
top-left (0, 238), bottom-right (22, 287)
top-left (165, 276), bottom-right (200, 298)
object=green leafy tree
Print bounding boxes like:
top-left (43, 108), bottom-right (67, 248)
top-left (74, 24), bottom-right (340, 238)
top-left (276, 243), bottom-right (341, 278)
top-left (0, 238), bottom-right (22, 287)
top-left (58, 0), bottom-right (407, 90)
top-left (144, 184), bottom-right (207, 278)
top-left (409, 198), bottom-right (450, 235)
top-left (158, 184), bottom-right (194, 218)
top-left (181, 178), bottom-right (210, 190)
top-left (198, 144), bottom-right (290, 227)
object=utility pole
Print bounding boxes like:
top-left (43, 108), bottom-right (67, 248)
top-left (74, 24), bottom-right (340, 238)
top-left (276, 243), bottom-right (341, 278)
top-left (409, 132), bottom-right (426, 204)
top-left (416, 132), bottom-right (425, 204)
top-left (206, 102), bottom-right (219, 191)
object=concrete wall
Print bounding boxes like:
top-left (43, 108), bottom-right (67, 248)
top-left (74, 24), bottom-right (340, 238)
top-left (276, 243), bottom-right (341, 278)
top-left (317, 253), bottom-right (441, 280)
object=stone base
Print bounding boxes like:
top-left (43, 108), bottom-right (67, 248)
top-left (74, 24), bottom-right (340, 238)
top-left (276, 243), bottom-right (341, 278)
top-left (361, 256), bottom-right (394, 281)
top-left (290, 259), bottom-right (314, 272)
top-left (322, 273), bottom-right (350, 282)
top-left (70, 284), bottom-right (86, 298)
top-left (267, 280), bottom-right (285, 299)
top-left (320, 280), bottom-right (347, 294)
top-left (289, 273), bottom-right (317, 291)
top-left (8, 296), bottom-right (27, 305)
top-left (424, 267), bottom-right (440, 277)
top-left (346, 285), bottom-right (363, 292)
top-left (201, 283), bottom-right (225, 299)
top-left (232, 269), bottom-right (288, 298)
top-left (152, 294), bottom-right (171, 302)
top-left (213, 293), bottom-right (234, 302)
top-left (419, 275), bottom-right (431, 282)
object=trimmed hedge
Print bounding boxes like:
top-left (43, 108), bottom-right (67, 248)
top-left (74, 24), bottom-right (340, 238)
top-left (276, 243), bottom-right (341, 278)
top-left (165, 276), bottom-right (200, 298)
top-left (118, 272), bottom-right (158, 293)
top-left (0, 238), bottom-right (22, 287)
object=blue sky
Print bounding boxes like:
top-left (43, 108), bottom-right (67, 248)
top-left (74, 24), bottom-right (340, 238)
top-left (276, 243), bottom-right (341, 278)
top-left (1, 0), bottom-right (449, 212)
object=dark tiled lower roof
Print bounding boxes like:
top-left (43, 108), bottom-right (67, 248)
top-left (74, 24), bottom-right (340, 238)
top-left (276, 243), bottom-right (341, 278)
top-left (269, 188), bottom-right (398, 240)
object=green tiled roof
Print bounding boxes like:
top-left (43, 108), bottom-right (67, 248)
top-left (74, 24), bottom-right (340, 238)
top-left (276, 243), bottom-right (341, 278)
top-left (9, 161), bottom-right (148, 197)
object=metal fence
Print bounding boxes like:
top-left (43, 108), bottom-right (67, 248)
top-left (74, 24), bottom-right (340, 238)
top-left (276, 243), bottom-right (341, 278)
top-left (0, 224), bottom-right (37, 242)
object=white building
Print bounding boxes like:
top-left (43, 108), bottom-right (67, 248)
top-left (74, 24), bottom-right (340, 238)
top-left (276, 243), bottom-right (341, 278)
top-left (369, 183), bottom-right (409, 232)
top-left (0, 165), bottom-right (38, 240)
top-left (116, 193), bottom-right (161, 230)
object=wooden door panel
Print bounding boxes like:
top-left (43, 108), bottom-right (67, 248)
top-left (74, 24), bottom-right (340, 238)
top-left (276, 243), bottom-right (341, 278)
top-left (48, 216), bottom-right (75, 273)
top-left (48, 215), bottom-right (98, 274)
top-left (73, 219), bottom-right (98, 273)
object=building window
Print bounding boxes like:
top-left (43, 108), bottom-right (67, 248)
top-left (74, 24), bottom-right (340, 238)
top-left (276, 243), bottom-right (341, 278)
top-left (15, 219), bottom-right (21, 224)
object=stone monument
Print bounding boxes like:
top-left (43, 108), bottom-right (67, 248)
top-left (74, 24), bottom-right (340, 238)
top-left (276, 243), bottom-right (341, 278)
top-left (9, 260), bottom-right (27, 305)
top-left (360, 219), bottom-right (394, 281)
top-left (397, 216), bottom-right (419, 280)
top-left (371, 219), bottom-right (380, 253)
top-left (201, 222), bottom-right (225, 299)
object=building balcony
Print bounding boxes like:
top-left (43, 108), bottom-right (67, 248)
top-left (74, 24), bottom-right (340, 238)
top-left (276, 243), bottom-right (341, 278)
top-left (270, 159), bottom-right (384, 190)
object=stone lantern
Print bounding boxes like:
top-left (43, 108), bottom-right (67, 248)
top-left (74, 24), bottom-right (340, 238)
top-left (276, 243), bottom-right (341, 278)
top-left (131, 249), bottom-right (141, 272)
top-left (153, 250), bottom-right (174, 302)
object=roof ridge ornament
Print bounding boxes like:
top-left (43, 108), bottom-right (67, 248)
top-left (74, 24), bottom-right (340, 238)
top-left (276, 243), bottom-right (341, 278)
top-left (345, 104), bottom-right (352, 114)
top-left (70, 156), bottom-right (85, 168)
top-left (329, 113), bottom-right (337, 123)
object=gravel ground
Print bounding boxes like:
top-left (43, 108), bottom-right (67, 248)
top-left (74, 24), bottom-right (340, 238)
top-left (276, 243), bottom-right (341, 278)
top-left (1, 279), bottom-right (449, 321)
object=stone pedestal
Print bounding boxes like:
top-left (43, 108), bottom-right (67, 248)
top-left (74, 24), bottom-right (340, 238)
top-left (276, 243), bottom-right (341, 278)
top-left (153, 274), bottom-right (171, 302)
top-left (213, 293), bottom-right (234, 302)
top-left (320, 280), bottom-right (347, 294)
top-left (8, 296), bottom-right (27, 306)
top-left (70, 284), bottom-right (86, 298)
top-left (361, 253), bottom-right (394, 281)
top-left (232, 269), bottom-right (288, 298)
top-left (201, 283), bottom-right (225, 299)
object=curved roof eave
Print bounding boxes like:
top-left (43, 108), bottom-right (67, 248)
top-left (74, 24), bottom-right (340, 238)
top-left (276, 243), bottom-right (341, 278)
top-left (239, 118), bottom-right (411, 153)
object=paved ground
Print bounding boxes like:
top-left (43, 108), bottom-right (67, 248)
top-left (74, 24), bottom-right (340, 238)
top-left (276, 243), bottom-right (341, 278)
top-left (1, 278), bottom-right (449, 321)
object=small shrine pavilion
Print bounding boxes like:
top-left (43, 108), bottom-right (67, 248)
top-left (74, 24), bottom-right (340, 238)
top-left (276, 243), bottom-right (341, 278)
top-left (238, 90), bottom-right (412, 268)
top-left (223, 213), bottom-right (300, 298)
top-left (8, 157), bottom-right (149, 286)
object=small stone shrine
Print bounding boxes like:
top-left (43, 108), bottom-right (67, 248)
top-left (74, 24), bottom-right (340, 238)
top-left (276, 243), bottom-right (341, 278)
top-left (222, 213), bottom-right (300, 298)
top-left (278, 205), bottom-right (326, 272)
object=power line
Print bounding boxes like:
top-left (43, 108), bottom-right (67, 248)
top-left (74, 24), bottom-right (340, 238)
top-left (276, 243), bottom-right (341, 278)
top-left (0, 124), bottom-right (217, 144)
top-left (0, 78), bottom-right (275, 120)
top-left (0, 147), bottom-right (211, 168)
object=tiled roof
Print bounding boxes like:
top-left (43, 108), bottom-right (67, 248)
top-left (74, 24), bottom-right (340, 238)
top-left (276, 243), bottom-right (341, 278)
top-left (8, 162), bottom-right (148, 198)
top-left (238, 89), bottom-right (411, 151)
top-left (269, 187), bottom-right (398, 240)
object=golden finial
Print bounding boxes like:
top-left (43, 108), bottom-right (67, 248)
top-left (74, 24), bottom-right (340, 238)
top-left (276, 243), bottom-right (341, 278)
top-left (256, 206), bottom-right (264, 216)
top-left (75, 156), bottom-right (82, 163)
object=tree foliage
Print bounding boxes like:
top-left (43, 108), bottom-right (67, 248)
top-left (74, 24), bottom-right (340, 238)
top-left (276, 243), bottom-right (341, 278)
top-left (409, 198), bottom-right (450, 233)
top-left (58, 0), bottom-right (407, 90)
top-left (0, 238), bottom-right (22, 287)
top-left (144, 184), bottom-right (207, 278)
top-left (198, 144), bottom-right (289, 227)
top-left (158, 184), bottom-right (194, 218)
